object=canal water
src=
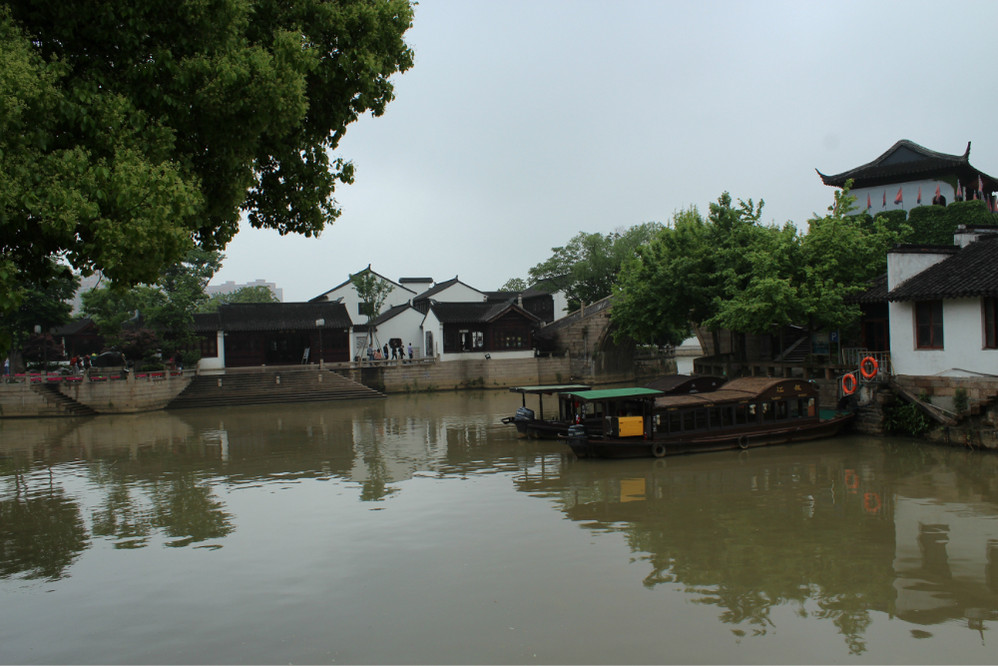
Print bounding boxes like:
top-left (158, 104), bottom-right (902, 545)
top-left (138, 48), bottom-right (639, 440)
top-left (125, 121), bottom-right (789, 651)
top-left (1, 391), bottom-right (997, 665)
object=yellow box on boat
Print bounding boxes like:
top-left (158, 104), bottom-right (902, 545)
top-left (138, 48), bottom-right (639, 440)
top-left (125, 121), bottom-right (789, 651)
top-left (617, 416), bottom-right (644, 437)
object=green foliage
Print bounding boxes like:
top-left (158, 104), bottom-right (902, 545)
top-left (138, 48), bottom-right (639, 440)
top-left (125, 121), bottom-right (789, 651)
top-left (499, 277), bottom-right (527, 292)
top-left (199, 285), bottom-right (280, 312)
top-left (1, 0), bottom-right (414, 332)
top-left (883, 401), bottom-right (931, 437)
top-left (82, 248), bottom-right (222, 359)
top-left (528, 222), bottom-right (663, 311)
top-left (943, 199), bottom-right (996, 228)
top-left (351, 269), bottom-right (393, 329)
top-left (905, 205), bottom-right (958, 245)
top-left (612, 182), bottom-right (910, 346)
top-left (953, 388), bottom-right (968, 414)
top-left (0, 259), bottom-right (78, 358)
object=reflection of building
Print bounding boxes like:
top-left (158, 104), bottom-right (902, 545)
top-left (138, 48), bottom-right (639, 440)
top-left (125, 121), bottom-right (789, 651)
top-left (892, 486), bottom-right (998, 626)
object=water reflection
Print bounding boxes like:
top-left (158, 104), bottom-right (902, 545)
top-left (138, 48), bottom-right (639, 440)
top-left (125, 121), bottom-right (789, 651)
top-left (1, 393), bottom-right (997, 660)
top-left (0, 393), bottom-right (526, 581)
top-left (517, 437), bottom-right (998, 653)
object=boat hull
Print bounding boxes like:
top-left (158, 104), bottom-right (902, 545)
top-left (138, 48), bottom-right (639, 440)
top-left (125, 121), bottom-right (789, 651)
top-left (567, 414), bottom-right (855, 459)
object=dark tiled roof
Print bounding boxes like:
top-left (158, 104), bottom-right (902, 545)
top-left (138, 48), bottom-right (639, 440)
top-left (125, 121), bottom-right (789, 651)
top-left (888, 236), bottom-right (998, 301)
top-left (817, 139), bottom-right (997, 190)
top-left (848, 273), bottom-right (889, 304)
top-left (53, 317), bottom-right (98, 336)
top-left (193, 302), bottom-right (351, 332)
top-left (429, 301), bottom-right (540, 324)
top-left (414, 276), bottom-right (461, 300)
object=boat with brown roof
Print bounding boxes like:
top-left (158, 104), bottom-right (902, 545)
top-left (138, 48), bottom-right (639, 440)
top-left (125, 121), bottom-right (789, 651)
top-left (502, 375), bottom-right (724, 440)
top-left (564, 377), bottom-right (855, 459)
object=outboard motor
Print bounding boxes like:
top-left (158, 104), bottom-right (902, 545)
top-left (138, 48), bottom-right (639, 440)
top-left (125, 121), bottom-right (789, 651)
top-left (512, 406), bottom-right (534, 437)
top-left (567, 423), bottom-right (588, 456)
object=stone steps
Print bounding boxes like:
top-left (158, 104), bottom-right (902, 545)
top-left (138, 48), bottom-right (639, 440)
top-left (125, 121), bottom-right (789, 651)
top-left (30, 383), bottom-right (98, 416)
top-left (167, 368), bottom-right (384, 409)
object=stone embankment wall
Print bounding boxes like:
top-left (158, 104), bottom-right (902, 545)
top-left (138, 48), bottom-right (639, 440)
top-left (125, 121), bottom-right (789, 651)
top-left (848, 375), bottom-right (998, 451)
top-left (345, 356), bottom-right (573, 393)
top-left (0, 373), bottom-right (191, 418)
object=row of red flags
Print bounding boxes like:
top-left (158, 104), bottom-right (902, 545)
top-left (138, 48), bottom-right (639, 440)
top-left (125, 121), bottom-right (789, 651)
top-left (865, 175), bottom-right (995, 212)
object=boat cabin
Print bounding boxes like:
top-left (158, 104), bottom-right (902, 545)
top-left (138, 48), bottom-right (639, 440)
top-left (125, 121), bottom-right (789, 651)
top-left (652, 377), bottom-right (818, 437)
top-left (561, 387), bottom-right (665, 438)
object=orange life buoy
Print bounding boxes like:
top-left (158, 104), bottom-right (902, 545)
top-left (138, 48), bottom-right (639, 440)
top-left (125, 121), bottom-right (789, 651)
top-left (860, 356), bottom-right (879, 380)
top-left (841, 373), bottom-right (857, 395)
top-left (863, 492), bottom-right (881, 513)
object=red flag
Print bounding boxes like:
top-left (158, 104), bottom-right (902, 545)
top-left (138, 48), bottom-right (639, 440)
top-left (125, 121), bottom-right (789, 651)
top-left (895, 186), bottom-right (903, 205)
top-left (957, 180), bottom-right (963, 200)
top-left (935, 184), bottom-right (941, 198)
top-left (917, 186), bottom-right (922, 204)
top-left (867, 193), bottom-right (872, 209)
top-left (978, 175), bottom-right (984, 193)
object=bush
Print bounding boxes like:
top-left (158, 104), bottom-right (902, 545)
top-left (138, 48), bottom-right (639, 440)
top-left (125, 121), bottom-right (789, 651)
top-left (953, 388), bottom-right (968, 414)
top-left (883, 401), bottom-right (931, 436)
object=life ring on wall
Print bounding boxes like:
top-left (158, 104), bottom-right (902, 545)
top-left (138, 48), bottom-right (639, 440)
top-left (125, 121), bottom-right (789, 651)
top-left (841, 373), bottom-right (858, 396)
top-left (738, 435), bottom-right (749, 450)
top-left (651, 443), bottom-right (667, 458)
top-left (863, 492), bottom-right (881, 513)
top-left (860, 356), bottom-right (879, 380)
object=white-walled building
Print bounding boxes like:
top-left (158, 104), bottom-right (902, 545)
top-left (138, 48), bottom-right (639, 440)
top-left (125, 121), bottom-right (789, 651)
top-left (818, 140), bottom-right (997, 214)
top-left (886, 227), bottom-right (998, 377)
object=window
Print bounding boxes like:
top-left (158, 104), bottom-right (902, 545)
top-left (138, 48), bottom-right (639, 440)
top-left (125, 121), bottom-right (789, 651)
top-left (915, 300), bottom-right (944, 349)
top-left (985, 297), bottom-right (998, 349)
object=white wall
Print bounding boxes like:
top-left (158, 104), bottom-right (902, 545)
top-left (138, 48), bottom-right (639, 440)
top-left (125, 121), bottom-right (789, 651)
top-left (373, 308), bottom-right (425, 358)
top-left (887, 250), bottom-right (952, 291)
top-left (429, 282), bottom-right (485, 303)
top-left (890, 297), bottom-right (998, 376)
top-left (319, 278), bottom-right (416, 322)
top-left (851, 179), bottom-right (953, 215)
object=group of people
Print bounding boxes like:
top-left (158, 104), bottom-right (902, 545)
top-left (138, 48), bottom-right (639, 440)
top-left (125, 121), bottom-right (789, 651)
top-left (69, 354), bottom-right (95, 373)
top-left (366, 341), bottom-right (414, 362)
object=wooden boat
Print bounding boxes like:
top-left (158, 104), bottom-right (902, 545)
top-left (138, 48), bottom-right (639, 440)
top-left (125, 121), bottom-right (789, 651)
top-left (502, 375), bottom-right (723, 439)
top-left (501, 384), bottom-right (593, 438)
top-left (563, 377), bottom-right (855, 459)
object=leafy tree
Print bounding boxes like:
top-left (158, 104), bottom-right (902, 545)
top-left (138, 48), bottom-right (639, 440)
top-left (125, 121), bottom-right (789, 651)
top-left (499, 277), bottom-right (527, 292)
top-left (0, 1), bottom-right (414, 351)
top-left (0, 259), bottom-right (78, 365)
top-left (199, 285), bottom-right (280, 312)
top-left (528, 222), bottom-right (663, 311)
top-left (82, 248), bottom-right (222, 363)
top-left (351, 268), bottom-right (393, 348)
top-left (612, 195), bottom-right (767, 348)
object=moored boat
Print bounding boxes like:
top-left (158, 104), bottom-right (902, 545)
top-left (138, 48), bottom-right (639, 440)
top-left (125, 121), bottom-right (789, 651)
top-left (564, 377), bottom-right (854, 459)
top-left (502, 374), bottom-right (723, 440)
top-left (501, 384), bottom-right (592, 438)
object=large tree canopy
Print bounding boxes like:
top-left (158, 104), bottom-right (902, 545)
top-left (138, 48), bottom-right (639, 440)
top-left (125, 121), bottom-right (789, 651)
top-left (527, 222), bottom-right (663, 311)
top-left (611, 185), bottom-right (906, 349)
top-left (1, 0), bottom-right (414, 314)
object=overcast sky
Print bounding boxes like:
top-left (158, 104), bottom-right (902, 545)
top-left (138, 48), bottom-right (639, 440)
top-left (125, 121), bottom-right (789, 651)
top-left (210, 0), bottom-right (998, 302)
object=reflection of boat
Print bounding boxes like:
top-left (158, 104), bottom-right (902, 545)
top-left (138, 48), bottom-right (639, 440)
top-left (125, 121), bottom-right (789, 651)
top-left (564, 377), bottom-right (855, 459)
top-left (502, 375), bottom-right (723, 440)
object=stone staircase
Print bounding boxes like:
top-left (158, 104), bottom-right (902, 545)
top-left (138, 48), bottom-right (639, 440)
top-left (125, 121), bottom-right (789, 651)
top-left (167, 367), bottom-right (384, 410)
top-left (30, 383), bottom-right (98, 416)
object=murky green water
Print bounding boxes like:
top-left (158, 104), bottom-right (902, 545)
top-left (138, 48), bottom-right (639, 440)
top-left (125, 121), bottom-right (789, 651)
top-left (1, 391), bottom-right (997, 664)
